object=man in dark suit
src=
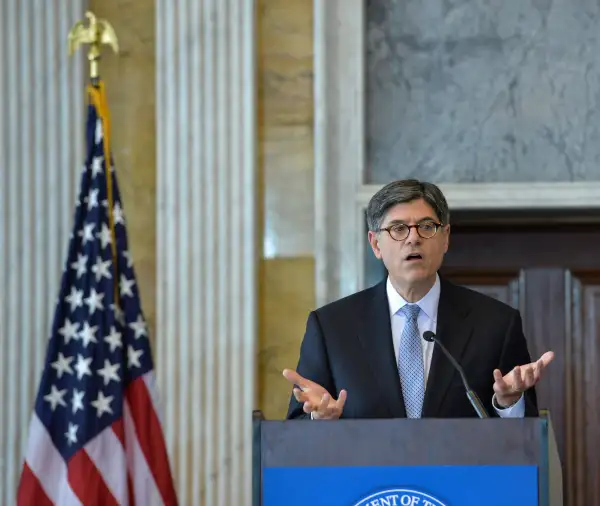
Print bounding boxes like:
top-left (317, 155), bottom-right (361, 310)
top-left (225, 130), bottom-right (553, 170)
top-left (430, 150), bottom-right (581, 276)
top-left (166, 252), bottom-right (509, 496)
top-left (284, 179), bottom-right (554, 420)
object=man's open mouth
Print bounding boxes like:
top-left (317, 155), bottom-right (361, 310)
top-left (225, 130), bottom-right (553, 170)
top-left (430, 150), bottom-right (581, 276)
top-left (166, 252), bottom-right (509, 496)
top-left (405, 253), bottom-right (423, 261)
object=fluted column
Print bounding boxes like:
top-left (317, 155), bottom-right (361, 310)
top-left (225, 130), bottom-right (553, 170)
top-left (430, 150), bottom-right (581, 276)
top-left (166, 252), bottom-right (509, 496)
top-left (0, 1), bottom-right (86, 502)
top-left (155, 1), bottom-right (257, 504)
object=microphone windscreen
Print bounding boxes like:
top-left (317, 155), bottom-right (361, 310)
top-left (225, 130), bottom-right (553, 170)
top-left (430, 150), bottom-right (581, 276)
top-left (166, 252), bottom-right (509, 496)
top-left (423, 331), bottom-right (435, 342)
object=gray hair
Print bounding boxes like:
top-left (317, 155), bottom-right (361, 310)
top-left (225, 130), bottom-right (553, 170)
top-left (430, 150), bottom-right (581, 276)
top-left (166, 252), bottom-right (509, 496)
top-left (366, 179), bottom-right (450, 231)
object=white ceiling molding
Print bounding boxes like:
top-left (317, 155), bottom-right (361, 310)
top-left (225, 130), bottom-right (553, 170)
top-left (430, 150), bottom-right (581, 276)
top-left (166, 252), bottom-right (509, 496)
top-left (357, 182), bottom-right (600, 210)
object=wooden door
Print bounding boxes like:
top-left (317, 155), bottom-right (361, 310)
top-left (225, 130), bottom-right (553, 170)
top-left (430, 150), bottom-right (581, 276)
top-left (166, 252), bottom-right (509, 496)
top-left (440, 216), bottom-right (600, 506)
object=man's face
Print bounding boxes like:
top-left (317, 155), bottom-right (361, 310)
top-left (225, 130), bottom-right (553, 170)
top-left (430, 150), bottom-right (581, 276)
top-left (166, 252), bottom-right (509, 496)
top-left (368, 198), bottom-right (450, 288)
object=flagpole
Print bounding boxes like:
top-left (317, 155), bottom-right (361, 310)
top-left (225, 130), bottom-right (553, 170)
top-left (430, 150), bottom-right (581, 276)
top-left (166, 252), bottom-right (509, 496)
top-left (67, 12), bottom-right (122, 312)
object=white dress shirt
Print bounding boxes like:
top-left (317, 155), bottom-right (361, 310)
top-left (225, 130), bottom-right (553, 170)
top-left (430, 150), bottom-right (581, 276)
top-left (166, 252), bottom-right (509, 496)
top-left (386, 273), bottom-right (525, 418)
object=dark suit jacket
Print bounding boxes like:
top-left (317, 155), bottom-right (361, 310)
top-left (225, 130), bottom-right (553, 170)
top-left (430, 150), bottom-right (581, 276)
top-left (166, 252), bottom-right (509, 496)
top-left (286, 276), bottom-right (538, 419)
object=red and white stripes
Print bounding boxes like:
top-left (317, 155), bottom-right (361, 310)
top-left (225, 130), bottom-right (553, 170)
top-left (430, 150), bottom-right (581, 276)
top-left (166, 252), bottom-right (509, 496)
top-left (18, 372), bottom-right (177, 506)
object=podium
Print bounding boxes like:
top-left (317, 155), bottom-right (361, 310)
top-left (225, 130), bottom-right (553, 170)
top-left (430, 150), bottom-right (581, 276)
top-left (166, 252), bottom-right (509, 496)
top-left (252, 411), bottom-right (562, 506)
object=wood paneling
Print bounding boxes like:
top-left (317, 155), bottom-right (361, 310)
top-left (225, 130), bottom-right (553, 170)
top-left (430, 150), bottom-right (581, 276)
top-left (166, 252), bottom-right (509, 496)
top-left (522, 269), bottom-right (567, 460)
top-left (441, 224), bottom-right (600, 506)
top-left (446, 271), bottom-right (522, 310)
top-left (567, 274), bottom-right (600, 506)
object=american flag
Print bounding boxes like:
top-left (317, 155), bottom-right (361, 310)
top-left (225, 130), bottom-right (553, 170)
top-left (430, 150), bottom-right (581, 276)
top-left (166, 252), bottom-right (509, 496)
top-left (16, 84), bottom-right (178, 506)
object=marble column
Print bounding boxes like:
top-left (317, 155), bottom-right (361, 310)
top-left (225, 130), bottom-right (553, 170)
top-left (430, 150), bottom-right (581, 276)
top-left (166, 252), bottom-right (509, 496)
top-left (155, 1), bottom-right (257, 504)
top-left (0, 0), bottom-right (86, 502)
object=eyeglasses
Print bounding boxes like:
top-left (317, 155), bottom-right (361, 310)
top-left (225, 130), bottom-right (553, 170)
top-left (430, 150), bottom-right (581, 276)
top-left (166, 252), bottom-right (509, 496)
top-left (377, 221), bottom-right (442, 241)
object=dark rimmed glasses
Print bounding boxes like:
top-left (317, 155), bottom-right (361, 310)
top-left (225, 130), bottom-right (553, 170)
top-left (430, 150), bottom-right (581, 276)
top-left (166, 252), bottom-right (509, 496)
top-left (377, 221), bottom-right (442, 241)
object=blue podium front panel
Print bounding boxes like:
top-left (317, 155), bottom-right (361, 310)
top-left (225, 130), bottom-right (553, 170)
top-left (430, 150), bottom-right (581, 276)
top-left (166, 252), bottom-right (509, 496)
top-left (263, 465), bottom-right (538, 506)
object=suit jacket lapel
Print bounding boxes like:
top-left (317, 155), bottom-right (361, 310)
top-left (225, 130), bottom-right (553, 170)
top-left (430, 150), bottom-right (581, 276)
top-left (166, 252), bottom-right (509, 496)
top-left (356, 281), bottom-right (407, 418)
top-left (422, 279), bottom-right (474, 417)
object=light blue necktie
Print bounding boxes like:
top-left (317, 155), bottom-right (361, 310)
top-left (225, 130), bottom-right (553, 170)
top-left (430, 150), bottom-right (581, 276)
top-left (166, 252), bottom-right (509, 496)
top-left (398, 304), bottom-right (425, 418)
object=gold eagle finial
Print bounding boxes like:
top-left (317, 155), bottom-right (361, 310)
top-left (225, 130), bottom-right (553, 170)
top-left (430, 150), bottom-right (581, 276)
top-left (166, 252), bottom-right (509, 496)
top-left (68, 11), bottom-right (119, 79)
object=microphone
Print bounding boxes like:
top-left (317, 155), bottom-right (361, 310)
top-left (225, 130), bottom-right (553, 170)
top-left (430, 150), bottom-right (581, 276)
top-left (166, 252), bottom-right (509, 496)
top-left (422, 331), bottom-right (489, 418)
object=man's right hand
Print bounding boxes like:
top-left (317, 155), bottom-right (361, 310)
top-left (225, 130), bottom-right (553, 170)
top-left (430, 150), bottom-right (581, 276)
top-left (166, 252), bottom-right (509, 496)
top-left (282, 369), bottom-right (347, 420)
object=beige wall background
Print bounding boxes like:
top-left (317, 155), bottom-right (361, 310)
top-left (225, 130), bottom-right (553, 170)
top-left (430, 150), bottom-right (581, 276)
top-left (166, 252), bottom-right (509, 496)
top-left (88, 0), bottom-right (157, 348)
top-left (258, 0), bottom-right (315, 419)
top-left (89, 0), bottom-right (314, 420)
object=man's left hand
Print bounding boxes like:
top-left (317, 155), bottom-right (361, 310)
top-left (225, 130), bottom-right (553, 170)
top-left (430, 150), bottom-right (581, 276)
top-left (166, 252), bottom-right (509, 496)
top-left (493, 351), bottom-right (555, 408)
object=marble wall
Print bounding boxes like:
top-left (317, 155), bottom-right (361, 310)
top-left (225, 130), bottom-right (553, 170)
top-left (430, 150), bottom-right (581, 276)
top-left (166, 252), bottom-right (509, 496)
top-left (91, 0), bottom-right (317, 428)
top-left (258, 0), bottom-right (316, 420)
top-left (86, 0), bottom-right (316, 449)
top-left (88, 0), bottom-right (157, 345)
top-left (259, 258), bottom-right (315, 420)
top-left (260, 0), bottom-right (315, 258)
top-left (365, 0), bottom-right (600, 184)
top-left (0, 0), bottom-right (313, 500)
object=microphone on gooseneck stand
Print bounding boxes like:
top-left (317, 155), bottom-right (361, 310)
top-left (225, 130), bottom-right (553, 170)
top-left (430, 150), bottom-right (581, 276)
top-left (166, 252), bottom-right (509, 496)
top-left (422, 331), bottom-right (489, 419)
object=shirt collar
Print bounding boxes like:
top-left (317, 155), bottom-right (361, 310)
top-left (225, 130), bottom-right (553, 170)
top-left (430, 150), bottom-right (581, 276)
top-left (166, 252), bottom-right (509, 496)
top-left (386, 272), bottom-right (441, 322)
